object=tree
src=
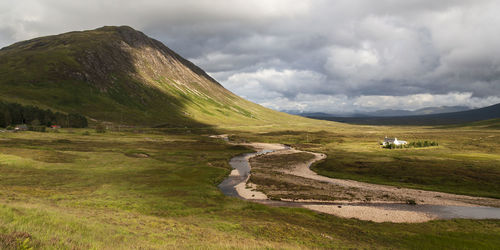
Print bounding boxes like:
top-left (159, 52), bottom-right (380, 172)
top-left (42, 111), bottom-right (54, 126)
top-left (54, 112), bottom-right (67, 127)
top-left (95, 123), bottom-right (106, 133)
top-left (0, 110), bottom-right (6, 127)
top-left (0, 101), bottom-right (87, 128)
top-left (68, 113), bottom-right (88, 128)
top-left (31, 119), bottom-right (41, 126)
top-left (8, 103), bottom-right (23, 124)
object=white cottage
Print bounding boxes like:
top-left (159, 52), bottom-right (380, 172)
top-left (383, 136), bottom-right (407, 146)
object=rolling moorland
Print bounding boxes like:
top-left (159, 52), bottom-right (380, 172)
top-left (0, 26), bottom-right (499, 249)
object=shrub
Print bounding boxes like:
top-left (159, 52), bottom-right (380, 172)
top-left (383, 140), bottom-right (438, 149)
top-left (406, 199), bottom-right (417, 205)
top-left (68, 113), bottom-right (88, 128)
top-left (31, 119), bottom-right (41, 126)
top-left (394, 141), bottom-right (440, 149)
top-left (95, 124), bottom-right (106, 133)
top-left (28, 125), bottom-right (46, 132)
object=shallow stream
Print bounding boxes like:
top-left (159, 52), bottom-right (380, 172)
top-left (219, 148), bottom-right (500, 221)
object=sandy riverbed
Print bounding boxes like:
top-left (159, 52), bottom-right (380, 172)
top-left (303, 204), bottom-right (436, 223)
top-left (274, 149), bottom-right (500, 208)
top-left (218, 136), bottom-right (500, 223)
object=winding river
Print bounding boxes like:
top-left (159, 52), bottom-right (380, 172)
top-left (218, 143), bottom-right (500, 222)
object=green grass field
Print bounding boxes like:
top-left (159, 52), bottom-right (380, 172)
top-left (225, 121), bottom-right (500, 199)
top-left (0, 127), bottom-right (499, 249)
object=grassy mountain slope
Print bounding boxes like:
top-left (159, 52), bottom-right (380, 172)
top-left (0, 26), bottom-right (306, 127)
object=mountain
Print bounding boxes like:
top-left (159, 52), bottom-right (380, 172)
top-left (306, 103), bottom-right (500, 125)
top-left (412, 106), bottom-right (470, 115)
top-left (286, 106), bottom-right (470, 118)
top-left (364, 106), bottom-right (470, 117)
top-left (0, 26), bottom-right (303, 127)
top-left (285, 111), bottom-right (370, 117)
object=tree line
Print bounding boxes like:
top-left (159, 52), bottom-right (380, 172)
top-left (0, 101), bottom-right (88, 128)
top-left (383, 140), bottom-right (438, 149)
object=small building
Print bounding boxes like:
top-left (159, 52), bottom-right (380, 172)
top-left (14, 124), bottom-right (28, 131)
top-left (382, 136), bottom-right (407, 146)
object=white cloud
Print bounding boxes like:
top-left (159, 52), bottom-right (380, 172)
top-left (325, 45), bottom-right (379, 79)
top-left (223, 68), bottom-right (327, 100)
top-left (256, 92), bottom-right (500, 114)
top-left (353, 93), bottom-right (500, 111)
top-left (1, 0), bottom-right (499, 112)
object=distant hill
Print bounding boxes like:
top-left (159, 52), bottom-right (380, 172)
top-left (364, 106), bottom-right (470, 117)
top-left (306, 103), bottom-right (500, 125)
top-left (287, 106), bottom-right (471, 118)
top-left (440, 118), bottom-right (500, 130)
top-left (0, 26), bottom-right (305, 127)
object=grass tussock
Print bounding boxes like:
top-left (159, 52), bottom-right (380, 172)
top-left (0, 127), bottom-right (498, 248)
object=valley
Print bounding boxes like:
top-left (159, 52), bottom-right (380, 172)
top-left (0, 26), bottom-right (498, 249)
top-left (0, 126), bottom-right (499, 249)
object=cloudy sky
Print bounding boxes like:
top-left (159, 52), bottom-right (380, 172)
top-left (2, 0), bottom-right (500, 113)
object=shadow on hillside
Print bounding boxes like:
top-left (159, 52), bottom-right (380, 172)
top-left (0, 26), bottom-right (213, 129)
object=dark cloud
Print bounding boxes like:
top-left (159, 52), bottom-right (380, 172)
top-left (1, 0), bottom-right (499, 112)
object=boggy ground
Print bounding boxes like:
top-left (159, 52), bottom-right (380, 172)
top-left (0, 128), bottom-right (499, 249)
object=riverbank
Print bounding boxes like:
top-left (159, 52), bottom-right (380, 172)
top-left (218, 137), bottom-right (500, 223)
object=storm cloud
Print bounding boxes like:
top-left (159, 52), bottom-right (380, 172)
top-left (1, 0), bottom-right (500, 113)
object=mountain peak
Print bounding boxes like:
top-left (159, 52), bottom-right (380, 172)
top-left (96, 25), bottom-right (137, 32)
top-left (0, 26), bottom-right (298, 126)
top-left (94, 25), bottom-right (153, 47)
